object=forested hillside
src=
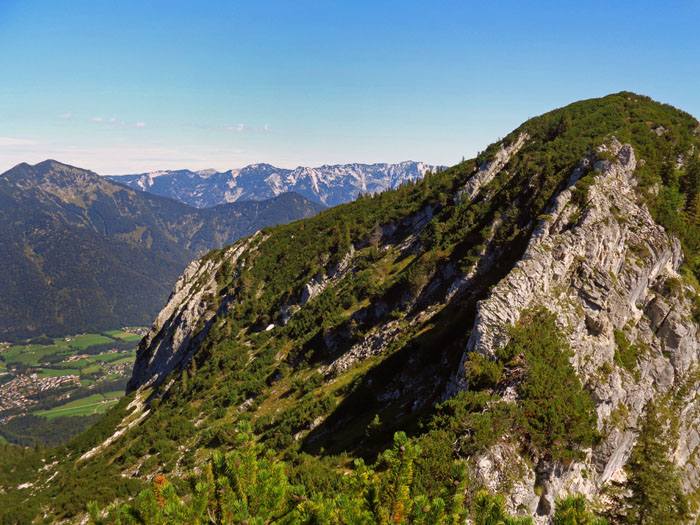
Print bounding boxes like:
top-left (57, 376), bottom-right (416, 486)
top-left (3, 92), bottom-right (700, 524)
top-left (0, 160), bottom-right (323, 340)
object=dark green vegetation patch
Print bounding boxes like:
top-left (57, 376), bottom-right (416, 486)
top-left (0, 159), bottom-right (323, 340)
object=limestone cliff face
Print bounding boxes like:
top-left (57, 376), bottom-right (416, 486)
top-left (127, 233), bottom-right (259, 392)
top-left (454, 139), bottom-right (700, 520)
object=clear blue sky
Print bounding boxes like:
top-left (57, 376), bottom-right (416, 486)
top-left (1, 0), bottom-right (698, 174)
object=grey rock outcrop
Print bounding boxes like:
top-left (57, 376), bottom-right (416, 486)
top-left (301, 246), bottom-right (356, 305)
top-left (454, 132), bottom-right (529, 204)
top-left (452, 140), bottom-right (700, 521)
top-left (324, 320), bottom-right (402, 376)
top-left (127, 233), bottom-right (258, 392)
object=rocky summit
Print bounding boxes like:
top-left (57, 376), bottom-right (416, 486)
top-left (4, 92), bottom-right (700, 524)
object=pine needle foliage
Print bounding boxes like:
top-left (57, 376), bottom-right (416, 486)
top-left (623, 402), bottom-right (688, 524)
top-left (89, 423), bottom-right (476, 525)
top-left (507, 309), bottom-right (599, 461)
top-left (553, 494), bottom-right (608, 525)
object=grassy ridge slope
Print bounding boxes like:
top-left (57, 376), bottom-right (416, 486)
top-left (2, 92), bottom-right (699, 522)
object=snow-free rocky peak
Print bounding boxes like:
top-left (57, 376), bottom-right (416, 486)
top-left (9, 93), bottom-right (700, 524)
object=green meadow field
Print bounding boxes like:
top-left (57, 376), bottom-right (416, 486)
top-left (104, 330), bottom-right (143, 342)
top-left (34, 392), bottom-right (123, 419)
top-left (0, 328), bottom-right (144, 445)
top-left (60, 333), bottom-right (114, 348)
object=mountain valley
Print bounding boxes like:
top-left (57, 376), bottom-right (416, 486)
top-left (3, 92), bottom-right (700, 524)
top-left (0, 327), bottom-right (144, 447)
top-left (0, 161), bottom-right (323, 340)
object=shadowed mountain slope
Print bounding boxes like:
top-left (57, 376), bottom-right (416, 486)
top-left (0, 160), bottom-right (323, 340)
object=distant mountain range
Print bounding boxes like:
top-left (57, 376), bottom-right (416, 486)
top-left (0, 160), bottom-right (323, 340)
top-left (9, 93), bottom-right (700, 524)
top-left (107, 161), bottom-right (439, 208)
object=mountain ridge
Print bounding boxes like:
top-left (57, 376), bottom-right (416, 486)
top-left (4, 92), bottom-right (700, 524)
top-left (107, 160), bottom-right (439, 208)
top-left (0, 160), bottom-right (323, 340)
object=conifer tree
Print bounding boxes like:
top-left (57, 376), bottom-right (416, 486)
top-left (472, 491), bottom-right (532, 525)
top-left (553, 494), bottom-right (607, 525)
top-left (624, 402), bottom-right (688, 524)
top-left (686, 192), bottom-right (700, 228)
top-left (422, 177), bottom-right (431, 200)
top-left (659, 157), bottom-right (675, 184)
top-left (378, 432), bottom-right (418, 523)
top-left (681, 154), bottom-right (700, 207)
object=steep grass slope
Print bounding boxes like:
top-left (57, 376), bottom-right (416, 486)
top-left (3, 92), bottom-right (700, 523)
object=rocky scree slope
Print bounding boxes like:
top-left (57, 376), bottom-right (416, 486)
top-left (108, 161), bottom-right (439, 208)
top-left (4, 92), bottom-right (700, 523)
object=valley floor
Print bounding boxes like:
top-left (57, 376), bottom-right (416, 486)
top-left (0, 327), bottom-right (144, 446)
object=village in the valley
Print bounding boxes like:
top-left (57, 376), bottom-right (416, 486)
top-left (0, 327), bottom-right (146, 424)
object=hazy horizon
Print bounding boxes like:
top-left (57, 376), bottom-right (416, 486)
top-left (2, 0), bottom-right (699, 174)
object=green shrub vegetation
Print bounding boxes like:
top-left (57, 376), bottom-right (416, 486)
top-left (2, 92), bottom-right (698, 522)
top-left (426, 309), bottom-right (598, 467)
top-left (90, 422), bottom-right (607, 525)
top-left (508, 310), bottom-right (599, 461)
top-left (613, 329), bottom-right (642, 378)
top-left (622, 401), bottom-right (688, 524)
top-left (0, 414), bottom-right (102, 447)
top-left (553, 494), bottom-right (608, 525)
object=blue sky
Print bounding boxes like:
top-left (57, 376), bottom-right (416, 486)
top-left (0, 1), bottom-right (698, 174)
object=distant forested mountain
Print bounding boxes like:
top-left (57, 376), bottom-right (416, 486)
top-left (0, 160), bottom-right (323, 340)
